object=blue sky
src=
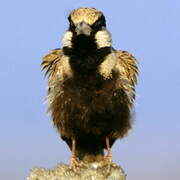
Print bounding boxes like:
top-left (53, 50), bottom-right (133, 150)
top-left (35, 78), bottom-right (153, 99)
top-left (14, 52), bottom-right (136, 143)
top-left (0, 0), bottom-right (179, 179)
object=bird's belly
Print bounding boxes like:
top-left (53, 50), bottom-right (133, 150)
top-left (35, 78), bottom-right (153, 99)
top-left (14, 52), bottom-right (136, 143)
top-left (63, 104), bottom-right (114, 138)
top-left (50, 73), bottom-right (133, 140)
top-left (57, 87), bottom-right (131, 139)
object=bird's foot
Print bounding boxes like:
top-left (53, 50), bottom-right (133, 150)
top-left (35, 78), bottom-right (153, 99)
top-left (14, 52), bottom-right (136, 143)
top-left (104, 155), bottom-right (117, 174)
top-left (105, 155), bottom-right (112, 172)
top-left (105, 154), bottom-right (112, 163)
top-left (104, 137), bottom-right (115, 168)
top-left (70, 156), bottom-right (84, 171)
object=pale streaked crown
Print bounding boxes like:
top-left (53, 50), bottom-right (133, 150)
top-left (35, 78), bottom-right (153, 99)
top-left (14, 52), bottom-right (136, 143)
top-left (69, 8), bottom-right (103, 26)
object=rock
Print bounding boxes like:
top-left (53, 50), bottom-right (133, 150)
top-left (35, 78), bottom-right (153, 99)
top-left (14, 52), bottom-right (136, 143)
top-left (28, 160), bottom-right (126, 180)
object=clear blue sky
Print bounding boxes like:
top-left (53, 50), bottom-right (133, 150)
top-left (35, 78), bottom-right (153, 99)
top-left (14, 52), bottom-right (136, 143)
top-left (0, 0), bottom-right (179, 179)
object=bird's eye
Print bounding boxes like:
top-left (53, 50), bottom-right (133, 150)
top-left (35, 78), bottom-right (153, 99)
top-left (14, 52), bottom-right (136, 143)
top-left (68, 16), bottom-right (71, 22)
top-left (69, 22), bottom-right (76, 31)
top-left (92, 15), bottom-right (106, 31)
top-left (92, 20), bottom-right (102, 30)
top-left (68, 16), bottom-right (75, 30)
top-left (94, 21), bottom-right (102, 27)
top-left (70, 21), bottom-right (75, 28)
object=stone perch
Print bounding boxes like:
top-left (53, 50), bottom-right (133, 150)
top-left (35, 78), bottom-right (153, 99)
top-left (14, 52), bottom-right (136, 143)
top-left (28, 160), bottom-right (126, 180)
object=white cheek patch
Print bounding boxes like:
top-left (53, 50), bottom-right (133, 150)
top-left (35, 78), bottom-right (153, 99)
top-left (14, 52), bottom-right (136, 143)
top-left (62, 31), bottom-right (73, 48)
top-left (95, 29), bottom-right (112, 48)
top-left (98, 52), bottom-right (116, 79)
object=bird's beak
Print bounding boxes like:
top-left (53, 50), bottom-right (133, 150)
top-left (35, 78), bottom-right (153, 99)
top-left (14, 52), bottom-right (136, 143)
top-left (75, 22), bottom-right (92, 36)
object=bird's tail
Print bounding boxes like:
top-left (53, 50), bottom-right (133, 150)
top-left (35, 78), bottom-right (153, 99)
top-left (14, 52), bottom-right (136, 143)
top-left (78, 148), bottom-right (104, 162)
top-left (76, 138), bottom-right (104, 162)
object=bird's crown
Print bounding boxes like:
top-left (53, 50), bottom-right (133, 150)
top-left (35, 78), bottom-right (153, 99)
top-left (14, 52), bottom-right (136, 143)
top-left (69, 8), bottom-right (103, 26)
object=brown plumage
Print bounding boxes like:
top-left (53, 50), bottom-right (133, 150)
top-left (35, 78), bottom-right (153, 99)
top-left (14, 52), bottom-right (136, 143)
top-left (41, 8), bottom-right (138, 165)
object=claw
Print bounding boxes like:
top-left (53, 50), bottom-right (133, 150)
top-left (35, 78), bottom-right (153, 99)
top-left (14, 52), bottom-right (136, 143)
top-left (70, 138), bottom-right (84, 170)
top-left (105, 154), bottom-right (112, 163)
top-left (104, 136), bottom-right (113, 172)
top-left (105, 137), bottom-right (112, 162)
top-left (70, 155), bottom-right (81, 170)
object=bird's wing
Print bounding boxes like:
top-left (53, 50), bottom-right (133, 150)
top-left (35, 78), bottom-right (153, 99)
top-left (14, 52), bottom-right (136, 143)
top-left (114, 50), bottom-right (138, 102)
top-left (114, 50), bottom-right (138, 87)
top-left (41, 48), bottom-right (63, 78)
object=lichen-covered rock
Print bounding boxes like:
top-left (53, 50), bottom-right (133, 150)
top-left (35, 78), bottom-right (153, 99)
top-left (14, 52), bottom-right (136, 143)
top-left (28, 160), bottom-right (126, 180)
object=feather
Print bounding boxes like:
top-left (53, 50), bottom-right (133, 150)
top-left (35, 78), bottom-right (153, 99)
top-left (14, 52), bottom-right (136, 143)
top-left (41, 48), bottom-right (63, 78)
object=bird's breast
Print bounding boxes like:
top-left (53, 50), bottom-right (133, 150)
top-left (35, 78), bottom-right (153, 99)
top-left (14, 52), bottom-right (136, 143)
top-left (61, 75), bottom-right (116, 117)
top-left (50, 71), bottom-right (131, 139)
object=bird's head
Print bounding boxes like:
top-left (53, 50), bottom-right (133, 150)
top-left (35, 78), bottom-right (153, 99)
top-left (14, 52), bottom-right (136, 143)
top-left (62, 8), bottom-right (112, 49)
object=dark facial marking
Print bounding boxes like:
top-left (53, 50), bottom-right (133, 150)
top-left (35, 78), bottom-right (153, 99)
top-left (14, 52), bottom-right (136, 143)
top-left (68, 15), bottom-right (106, 33)
top-left (68, 16), bottom-right (76, 32)
top-left (91, 15), bottom-right (106, 32)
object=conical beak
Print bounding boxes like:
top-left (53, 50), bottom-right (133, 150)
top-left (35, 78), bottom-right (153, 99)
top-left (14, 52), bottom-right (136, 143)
top-left (75, 22), bottom-right (92, 36)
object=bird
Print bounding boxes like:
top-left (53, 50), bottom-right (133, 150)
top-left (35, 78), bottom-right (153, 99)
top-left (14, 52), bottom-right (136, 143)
top-left (41, 7), bottom-right (138, 167)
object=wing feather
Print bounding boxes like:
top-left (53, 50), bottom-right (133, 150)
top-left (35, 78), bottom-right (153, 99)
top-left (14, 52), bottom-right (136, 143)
top-left (114, 50), bottom-right (138, 102)
top-left (115, 50), bottom-right (138, 87)
top-left (41, 48), bottom-right (63, 78)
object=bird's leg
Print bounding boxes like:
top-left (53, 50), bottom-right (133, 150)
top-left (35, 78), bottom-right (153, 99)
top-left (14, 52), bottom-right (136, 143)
top-left (105, 136), bottom-right (112, 162)
top-left (70, 138), bottom-right (79, 168)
